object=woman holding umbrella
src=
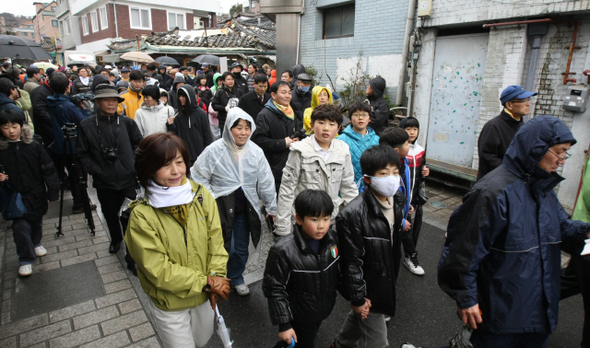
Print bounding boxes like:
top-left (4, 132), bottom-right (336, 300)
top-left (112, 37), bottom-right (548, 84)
top-left (125, 132), bottom-right (229, 348)
top-left (191, 107), bottom-right (277, 296)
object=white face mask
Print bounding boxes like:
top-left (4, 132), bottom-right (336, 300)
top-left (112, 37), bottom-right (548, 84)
top-left (365, 175), bottom-right (401, 197)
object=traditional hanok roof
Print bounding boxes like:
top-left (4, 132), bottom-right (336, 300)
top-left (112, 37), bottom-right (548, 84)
top-left (107, 14), bottom-right (275, 54)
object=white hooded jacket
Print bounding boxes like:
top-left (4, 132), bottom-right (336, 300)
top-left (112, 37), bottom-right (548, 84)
top-left (190, 107), bottom-right (277, 221)
top-left (134, 101), bottom-right (175, 137)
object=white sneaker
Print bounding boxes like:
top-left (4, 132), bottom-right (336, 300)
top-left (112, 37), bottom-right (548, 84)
top-left (18, 264), bottom-right (33, 277)
top-left (403, 255), bottom-right (425, 276)
top-left (384, 315), bottom-right (391, 322)
top-left (34, 245), bottom-right (47, 257)
top-left (235, 283), bottom-right (250, 296)
top-left (400, 343), bottom-right (417, 348)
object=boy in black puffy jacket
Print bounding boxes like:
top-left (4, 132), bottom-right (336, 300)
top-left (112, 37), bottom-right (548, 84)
top-left (0, 109), bottom-right (59, 277)
top-left (263, 190), bottom-right (340, 348)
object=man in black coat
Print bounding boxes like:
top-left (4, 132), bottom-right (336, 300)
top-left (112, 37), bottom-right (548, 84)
top-left (252, 81), bottom-right (302, 194)
top-left (30, 78), bottom-right (54, 146)
top-left (231, 62), bottom-right (249, 95)
top-left (476, 85), bottom-right (537, 181)
top-left (367, 76), bottom-right (390, 136)
top-left (290, 73), bottom-right (312, 121)
top-left (76, 84), bottom-right (143, 269)
top-left (238, 73), bottom-right (270, 122)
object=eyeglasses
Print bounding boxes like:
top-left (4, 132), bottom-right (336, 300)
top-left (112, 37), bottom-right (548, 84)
top-left (351, 113), bottom-right (369, 118)
top-left (547, 149), bottom-right (571, 162)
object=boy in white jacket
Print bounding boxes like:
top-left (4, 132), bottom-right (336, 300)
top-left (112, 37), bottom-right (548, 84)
top-left (134, 85), bottom-right (175, 137)
top-left (275, 104), bottom-right (358, 237)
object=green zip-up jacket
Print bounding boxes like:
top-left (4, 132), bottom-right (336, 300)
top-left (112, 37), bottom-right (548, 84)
top-left (125, 180), bottom-right (228, 311)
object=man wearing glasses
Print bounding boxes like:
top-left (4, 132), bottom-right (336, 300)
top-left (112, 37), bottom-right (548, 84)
top-left (477, 85), bottom-right (537, 181)
top-left (439, 115), bottom-right (590, 348)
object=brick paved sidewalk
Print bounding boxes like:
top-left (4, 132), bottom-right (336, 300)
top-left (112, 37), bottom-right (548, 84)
top-left (0, 195), bottom-right (160, 347)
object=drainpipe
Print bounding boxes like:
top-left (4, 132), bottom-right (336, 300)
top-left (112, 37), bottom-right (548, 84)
top-left (525, 22), bottom-right (549, 92)
top-left (396, 0), bottom-right (418, 106)
top-left (113, 1), bottom-right (119, 39)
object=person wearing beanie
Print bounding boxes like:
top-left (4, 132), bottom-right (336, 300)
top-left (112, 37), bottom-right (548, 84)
top-left (134, 85), bottom-right (174, 137)
top-left (117, 70), bottom-right (145, 119)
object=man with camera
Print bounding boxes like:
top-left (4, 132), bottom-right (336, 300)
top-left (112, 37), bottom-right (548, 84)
top-left (76, 84), bottom-right (143, 270)
top-left (47, 72), bottom-right (88, 214)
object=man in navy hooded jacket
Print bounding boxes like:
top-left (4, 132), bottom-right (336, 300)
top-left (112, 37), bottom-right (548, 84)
top-left (438, 115), bottom-right (590, 348)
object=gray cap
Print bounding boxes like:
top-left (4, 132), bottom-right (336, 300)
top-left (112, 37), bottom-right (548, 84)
top-left (297, 73), bottom-right (312, 82)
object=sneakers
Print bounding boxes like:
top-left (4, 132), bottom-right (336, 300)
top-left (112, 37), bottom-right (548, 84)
top-left (235, 283), bottom-right (250, 296)
top-left (34, 245), bottom-right (47, 257)
top-left (404, 254), bottom-right (425, 276)
top-left (384, 315), bottom-right (391, 322)
top-left (18, 264), bottom-right (33, 277)
top-left (400, 344), bottom-right (418, 348)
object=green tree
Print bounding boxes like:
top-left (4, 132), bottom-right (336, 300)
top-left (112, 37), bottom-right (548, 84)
top-left (229, 3), bottom-right (243, 17)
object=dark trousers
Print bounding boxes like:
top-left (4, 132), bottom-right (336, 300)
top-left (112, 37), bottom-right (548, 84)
top-left (402, 204), bottom-right (423, 257)
top-left (12, 218), bottom-right (43, 265)
top-left (96, 187), bottom-right (136, 245)
top-left (561, 254), bottom-right (590, 348)
top-left (470, 330), bottom-right (549, 348)
top-left (273, 321), bottom-right (322, 348)
top-left (54, 155), bottom-right (84, 208)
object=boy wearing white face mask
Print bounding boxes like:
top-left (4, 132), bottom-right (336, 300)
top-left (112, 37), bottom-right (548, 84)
top-left (380, 128), bottom-right (425, 276)
top-left (333, 145), bottom-right (405, 348)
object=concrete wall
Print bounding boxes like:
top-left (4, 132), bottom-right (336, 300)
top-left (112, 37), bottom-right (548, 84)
top-left (426, 0), bottom-right (590, 27)
top-left (413, 0), bottom-right (590, 208)
top-left (298, 0), bottom-right (409, 101)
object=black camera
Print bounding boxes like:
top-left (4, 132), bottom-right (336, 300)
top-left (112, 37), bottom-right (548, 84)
top-left (290, 128), bottom-right (307, 140)
top-left (61, 123), bottom-right (77, 139)
top-left (102, 147), bottom-right (118, 162)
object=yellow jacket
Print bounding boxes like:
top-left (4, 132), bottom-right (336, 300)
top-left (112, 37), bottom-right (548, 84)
top-left (125, 180), bottom-right (228, 311)
top-left (117, 87), bottom-right (143, 119)
top-left (303, 86), bottom-right (333, 134)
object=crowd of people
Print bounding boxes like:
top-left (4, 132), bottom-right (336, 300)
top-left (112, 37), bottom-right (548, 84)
top-left (0, 59), bottom-right (589, 348)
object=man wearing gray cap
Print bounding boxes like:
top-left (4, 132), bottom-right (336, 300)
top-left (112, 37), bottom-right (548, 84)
top-left (476, 85), bottom-right (537, 181)
top-left (76, 84), bottom-right (143, 272)
top-left (290, 73), bottom-right (312, 120)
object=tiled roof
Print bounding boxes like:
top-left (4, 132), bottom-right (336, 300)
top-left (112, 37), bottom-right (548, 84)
top-left (107, 14), bottom-right (275, 53)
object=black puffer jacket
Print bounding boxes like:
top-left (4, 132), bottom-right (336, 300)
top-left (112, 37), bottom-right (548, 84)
top-left (367, 76), bottom-right (390, 135)
top-left (263, 224), bottom-right (340, 328)
top-left (232, 72), bottom-right (249, 95)
top-left (251, 99), bottom-right (301, 193)
top-left (76, 113), bottom-right (143, 191)
top-left (0, 125), bottom-right (59, 221)
top-left (336, 188), bottom-right (405, 316)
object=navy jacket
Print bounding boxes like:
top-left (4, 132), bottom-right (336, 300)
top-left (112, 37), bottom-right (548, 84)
top-left (47, 94), bottom-right (87, 155)
top-left (0, 92), bottom-right (25, 121)
top-left (439, 116), bottom-right (590, 334)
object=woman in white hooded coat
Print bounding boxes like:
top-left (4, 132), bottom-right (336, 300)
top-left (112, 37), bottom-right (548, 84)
top-left (191, 107), bottom-right (277, 296)
top-left (134, 85), bottom-right (175, 137)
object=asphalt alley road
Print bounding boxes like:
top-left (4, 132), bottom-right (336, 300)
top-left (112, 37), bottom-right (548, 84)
top-left (205, 222), bottom-right (585, 348)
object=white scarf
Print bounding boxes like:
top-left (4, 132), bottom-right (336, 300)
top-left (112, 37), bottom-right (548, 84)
top-left (147, 179), bottom-right (195, 208)
top-left (80, 76), bottom-right (89, 86)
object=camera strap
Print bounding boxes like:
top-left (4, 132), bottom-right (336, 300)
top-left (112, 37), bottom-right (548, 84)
top-left (96, 116), bottom-right (120, 153)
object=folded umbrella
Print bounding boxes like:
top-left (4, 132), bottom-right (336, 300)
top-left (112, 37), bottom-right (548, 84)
top-left (215, 306), bottom-right (233, 348)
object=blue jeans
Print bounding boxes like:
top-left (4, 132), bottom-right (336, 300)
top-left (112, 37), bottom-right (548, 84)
top-left (227, 212), bottom-right (249, 287)
top-left (12, 218), bottom-right (43, 265)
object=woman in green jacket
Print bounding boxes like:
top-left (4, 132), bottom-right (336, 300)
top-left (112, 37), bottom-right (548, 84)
top-left (125, 133), bottom-right (229, 348)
